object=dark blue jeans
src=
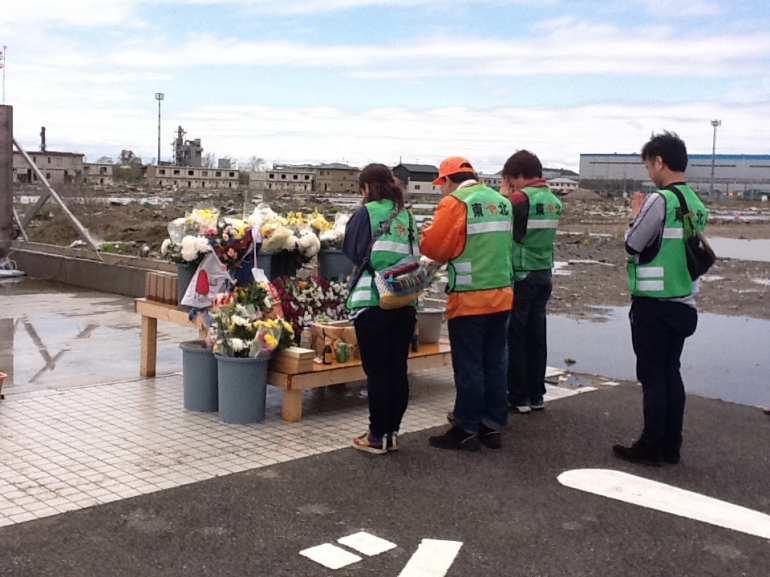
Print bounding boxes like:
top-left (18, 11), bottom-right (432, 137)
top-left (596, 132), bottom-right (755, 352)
top-left (448, 311), bottom-right (509, 434)
top-left (354, 306), bottom-right (417, 438)
top-left (630, 297), bottom-right (698, 451)
top-left (508, 270), bottom-right (552, 406)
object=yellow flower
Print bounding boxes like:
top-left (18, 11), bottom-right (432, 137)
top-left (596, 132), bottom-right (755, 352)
top-left (265, 334), bottom-right (278, 347)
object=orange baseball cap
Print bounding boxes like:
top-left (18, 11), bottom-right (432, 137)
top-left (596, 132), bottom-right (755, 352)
top-left (432, 156), bottom-right (477, 185)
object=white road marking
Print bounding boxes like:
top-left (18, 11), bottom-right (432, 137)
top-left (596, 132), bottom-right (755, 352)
top-left (398, 539), bottom-right (463, 577)
top-left (558, 469), bottom-right (770, 541)
top-left (299, 543), bottom-right (362, 570)
top-left (338, 531), bottom-right (397, 556)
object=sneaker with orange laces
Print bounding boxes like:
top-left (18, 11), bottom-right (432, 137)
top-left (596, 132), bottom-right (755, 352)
top-left (353, 431), bottom-right (387, 455)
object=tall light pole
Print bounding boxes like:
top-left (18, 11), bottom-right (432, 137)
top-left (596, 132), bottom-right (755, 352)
top-left (155, 93), bottom-right (164, 165)
top-left (710, 119), bottom-right (721, 197)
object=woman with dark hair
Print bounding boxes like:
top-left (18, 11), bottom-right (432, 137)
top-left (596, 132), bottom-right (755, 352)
top-left (343, 163), bottom-right (419, 454)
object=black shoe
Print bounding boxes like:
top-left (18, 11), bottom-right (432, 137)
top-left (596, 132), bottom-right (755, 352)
top-left (612, 440), bottom-right (662, 466)
top-left (429, 426), bottom-right (481, 452)
top-left (661, 448), bottom-right (680, 465)
top-left (478, 424), bottom-right (502, 449)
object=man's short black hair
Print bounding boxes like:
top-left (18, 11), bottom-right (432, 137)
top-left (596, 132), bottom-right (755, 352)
top-left (447, 172), bottom-right (477, 184)
top-left (641, 131), bottom-right (688, 172)
top-left (502, 150), bottom-right (542, 179)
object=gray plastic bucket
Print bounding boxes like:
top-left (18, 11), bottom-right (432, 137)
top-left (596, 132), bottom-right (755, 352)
top-left (216, 355), bottom-right (269, 424)
top-left (417, 307), bottom-right (445, 343)
top-left (177, 263), bottom-right (197, 310)
top-left (256, 251), bottom-right (300, 281)
top-left (180, 341), bottom-right (218, 412)
top-left (318, 249), bottom-right (353, 281)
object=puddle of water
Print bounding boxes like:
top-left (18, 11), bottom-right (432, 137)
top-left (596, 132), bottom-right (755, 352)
top-left (707, 238), bottom-right (770, 263)
top-left (752, 278), bottom-right (770, 286)
top-left (548, 306), bottom-right (770, 406)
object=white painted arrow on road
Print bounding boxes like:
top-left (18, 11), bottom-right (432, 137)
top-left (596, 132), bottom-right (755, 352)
top-left (558, 468), bottom-right (770, 541)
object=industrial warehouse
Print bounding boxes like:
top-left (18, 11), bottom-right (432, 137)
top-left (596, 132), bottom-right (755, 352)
top-left (579, 153), bottom-right (770, 198)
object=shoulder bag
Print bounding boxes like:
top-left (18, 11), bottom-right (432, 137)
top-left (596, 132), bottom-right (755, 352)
top-left (666, 185), bottom-right (716, 280)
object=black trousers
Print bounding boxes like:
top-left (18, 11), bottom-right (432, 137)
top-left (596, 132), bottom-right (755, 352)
top-left (354, 306), bottom-right (417, 437)
top-left (508, 270), bottom-right (553, 405)
top-left (630, 297), bottom-right (698, 451)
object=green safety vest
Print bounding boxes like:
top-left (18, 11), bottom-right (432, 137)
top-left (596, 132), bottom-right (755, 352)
top-left (447, 184), bottom-right (513, 293)
top-left (347, 200), bottom-right (418, 308)
top-left (511, 186), bottom-right (562, 281)
top-left (627, 185), bottom-right (709, 298)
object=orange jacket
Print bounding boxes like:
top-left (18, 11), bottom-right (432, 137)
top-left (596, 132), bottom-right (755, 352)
top-left (420, 193), bottom-right (513, 320)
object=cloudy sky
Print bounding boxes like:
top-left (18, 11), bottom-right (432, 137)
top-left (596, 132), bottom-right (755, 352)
top-left (2, 0), bottom-right (769, 172)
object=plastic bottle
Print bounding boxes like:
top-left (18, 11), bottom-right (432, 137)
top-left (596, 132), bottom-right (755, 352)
top-left (300, 325), bottom-right (312, 350)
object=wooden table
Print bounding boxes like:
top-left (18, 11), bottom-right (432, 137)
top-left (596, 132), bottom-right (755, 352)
top-left (268, 340), bottom-right (452, 422)
top-left (135, 298), bottom-right (453, 422)
top-left (135, 299), bottom-right (208, 378)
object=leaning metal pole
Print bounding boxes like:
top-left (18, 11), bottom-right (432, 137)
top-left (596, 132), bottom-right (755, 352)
top-left (0, 105), bottom-right (13, 258)
top-left (13, 137), bottom-right (101, 252)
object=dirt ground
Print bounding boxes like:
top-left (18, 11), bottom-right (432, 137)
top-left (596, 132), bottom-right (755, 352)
top-left (553, 197), bottom-right (770, 320)
top-left (14, 188), bottom-right (770, 321)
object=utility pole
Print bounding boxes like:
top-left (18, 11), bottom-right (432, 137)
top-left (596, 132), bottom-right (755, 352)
top-left (155, 93), bottom-right (164, 165)
top-left (710, 119), bottom-right (721, 197)
top-left (0, 106), bottom-right (13, 258)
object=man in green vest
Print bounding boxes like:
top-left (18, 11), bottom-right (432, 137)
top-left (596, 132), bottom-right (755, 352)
top-left (501, 150), bottom-right (562, 414)
top-left (614, 132), bottom-right (709, 466)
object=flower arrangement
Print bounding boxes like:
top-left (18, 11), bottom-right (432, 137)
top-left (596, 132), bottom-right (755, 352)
top-left (208, 281), bottom-right (294, 358)
top-left (210, 218), bottom-right (255, 270)
top-left (161, 208), bottom-right (219, 265)
top-left (318, 212), bottom-right (350, 250)
top-left (272, 276), bottom-right (349, 340)
top-left (247, 204), bottom-right (325, 261)
top-left (161, 209), bottom-right (256, 273)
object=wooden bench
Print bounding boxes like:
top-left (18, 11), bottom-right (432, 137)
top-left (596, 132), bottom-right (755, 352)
top-left (135, 298), bottom-right (453, 422)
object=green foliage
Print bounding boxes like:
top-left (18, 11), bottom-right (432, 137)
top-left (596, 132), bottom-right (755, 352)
top-left (100, 242), bottom-right (132, 254)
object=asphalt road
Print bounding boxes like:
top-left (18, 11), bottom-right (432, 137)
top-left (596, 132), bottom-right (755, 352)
top-left (1, 385), bottom-right (768, 577)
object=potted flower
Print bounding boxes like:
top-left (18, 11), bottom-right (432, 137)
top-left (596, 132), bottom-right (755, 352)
top-left (161, 208), bottom-right (219, 307)
top-left (208, 284), bottom-right (294, 424)
top-left (248, 206), bottom-right (322, 280)
top-left (271, 276), bottom-right (349, 342)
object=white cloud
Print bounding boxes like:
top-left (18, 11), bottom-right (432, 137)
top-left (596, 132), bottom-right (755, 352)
top-left (635, 0), bottom-right (721, 17)
top-left (1, 0), bottom-right (136, 26)
top-left (103, 23), bottom-right (770, 78)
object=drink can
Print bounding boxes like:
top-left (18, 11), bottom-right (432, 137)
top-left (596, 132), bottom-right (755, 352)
top-left (336, 342), bottom-right (349, 363)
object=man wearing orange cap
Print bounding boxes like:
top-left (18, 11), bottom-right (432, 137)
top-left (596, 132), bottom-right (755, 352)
top-left (420, 157), bottom-right (513, 451)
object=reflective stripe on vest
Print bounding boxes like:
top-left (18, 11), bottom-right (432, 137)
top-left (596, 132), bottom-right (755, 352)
top-left (467, 221), bottom-right (512, 235)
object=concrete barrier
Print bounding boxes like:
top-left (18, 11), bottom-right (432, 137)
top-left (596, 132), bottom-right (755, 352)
top-left (9, 240), bottom-right (176, 298)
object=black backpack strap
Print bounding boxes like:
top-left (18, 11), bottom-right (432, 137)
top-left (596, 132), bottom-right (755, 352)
top-left (664, 184), bottom-right (694, 238)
